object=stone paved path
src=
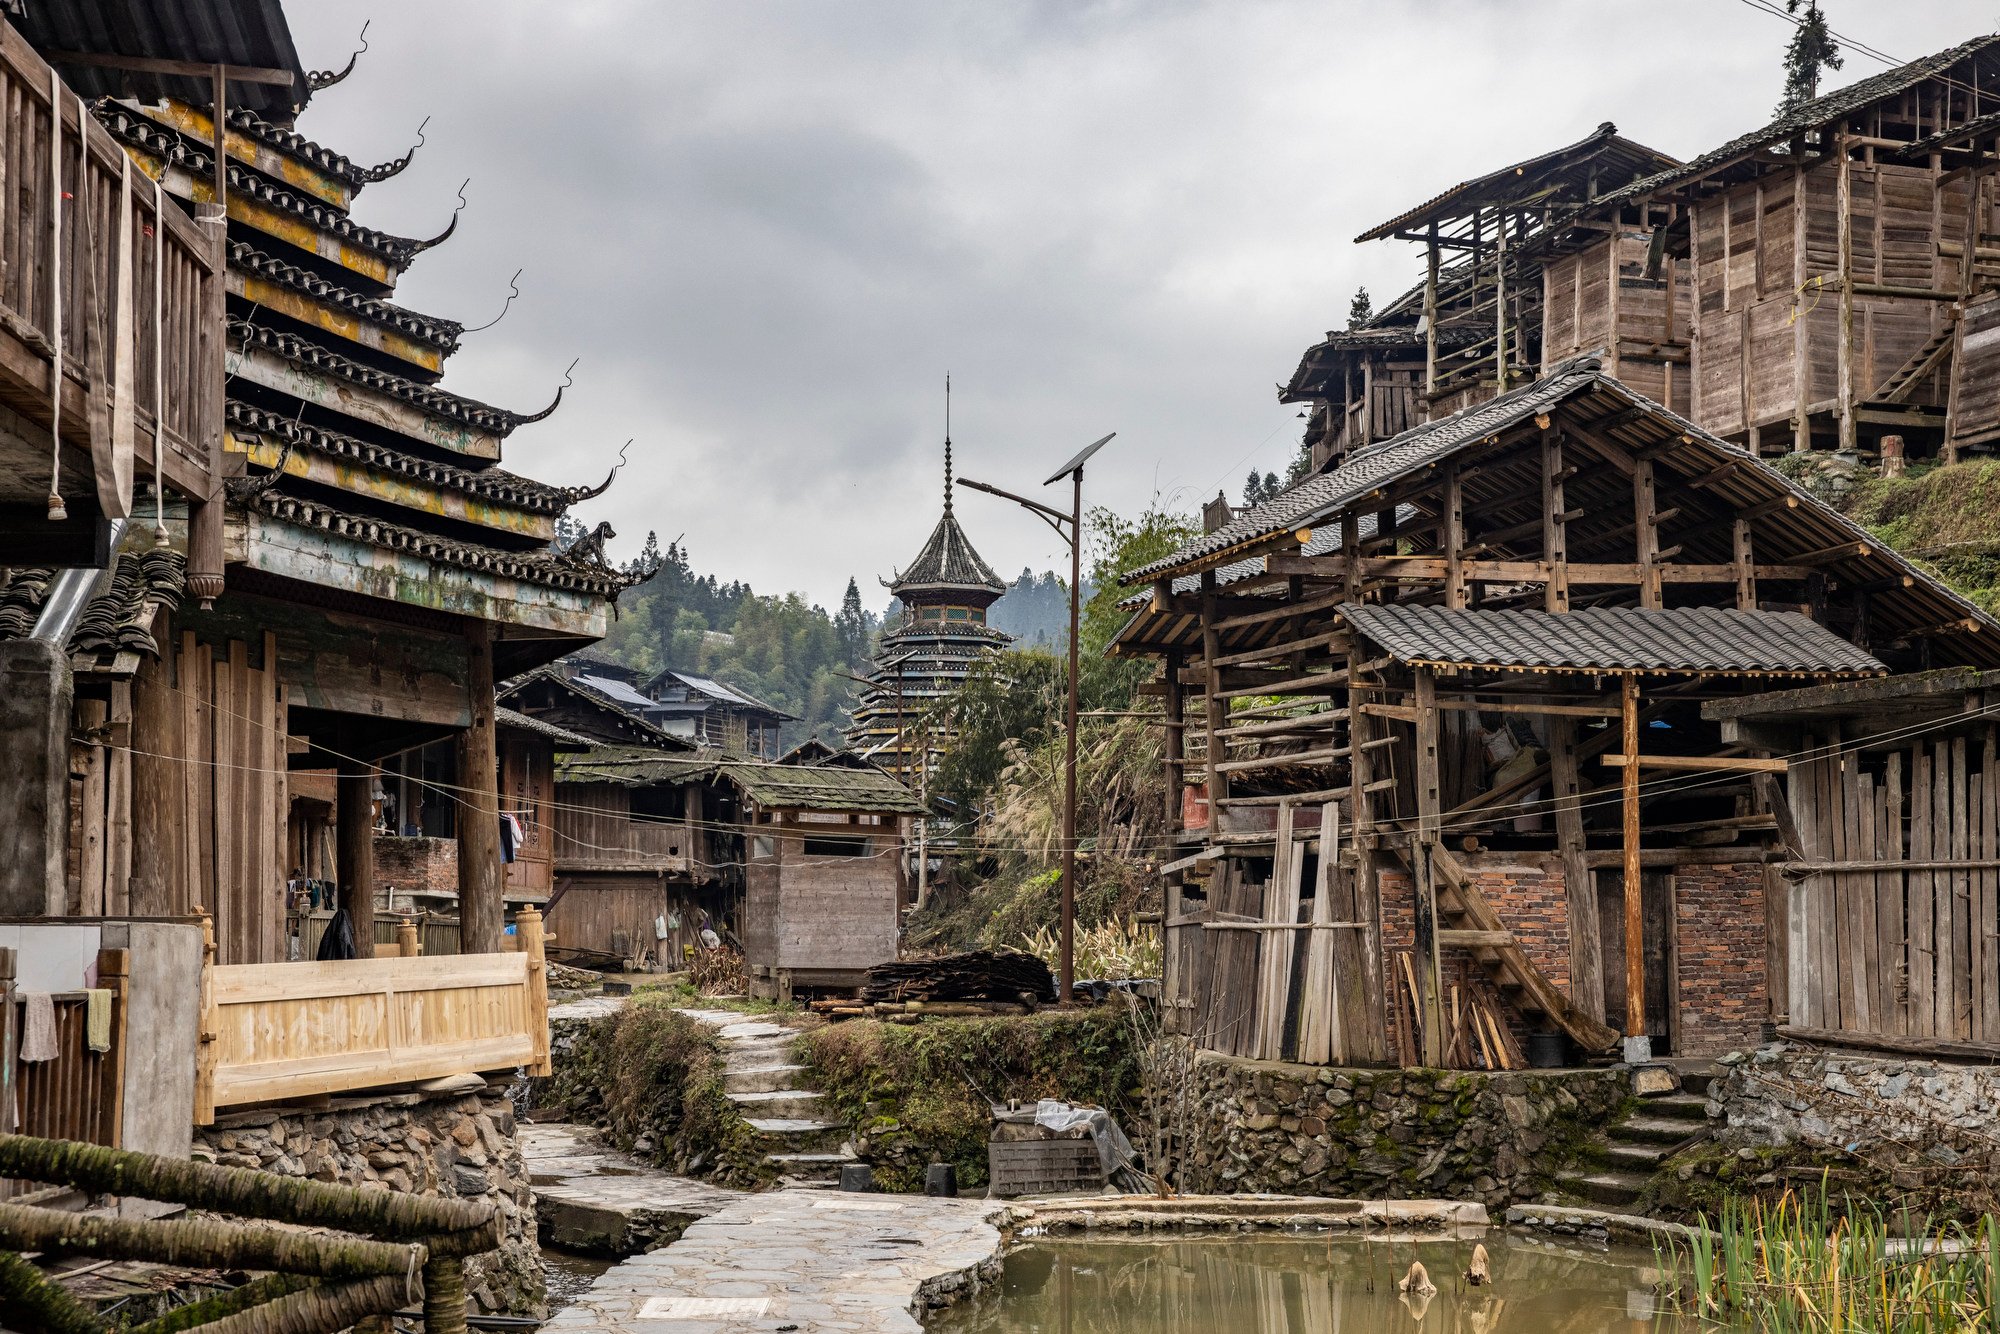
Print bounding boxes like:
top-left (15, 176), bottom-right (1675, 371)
top-left (524, 1123), bottom-right (743, 1255)
top-left (676, 1009), bottom-right (858, 1185)
top-left (540, 1189), bottom-right (1008, 1333)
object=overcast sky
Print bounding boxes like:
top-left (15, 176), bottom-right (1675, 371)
top-left (284, 2), bottom-right (1993, 610)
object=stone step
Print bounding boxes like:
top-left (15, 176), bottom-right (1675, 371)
top-left (722, 1035), bottom-right (801, 1063)
top-left (1555, 1170), bottom-right (1648, 1210)
top-left (1611, 1115), bottom-right (1705, 1147)
top-left (765, 1150), bottom-right (857, 1183)
top-left (724, 1063), bottom-right (809, 1094)
top-left (1589, 1141), bottom-right (1670, 1172)
top-left (727, 1089), bottom-right (824, 1119)
top-left (1643, 1094), bottom-right (1711, 1123)
top-left (746, 1118), bottom-right (849, 1155)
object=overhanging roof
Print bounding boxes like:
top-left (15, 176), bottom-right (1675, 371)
top-left (14, 0), bottom-right (309, 120)
top-left (1342, 603), bottom-right (1887, 679)
top-left (1355, 122), bottom-right (1680, 243)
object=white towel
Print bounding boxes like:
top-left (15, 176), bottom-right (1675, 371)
top-left (19, 992), bottom-right (56, 1062)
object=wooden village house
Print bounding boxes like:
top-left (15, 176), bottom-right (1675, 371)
top-left (0, 2), bottom-right (624, 1155)
top-left (502, 666), bottom-right (926, 985)
top-left (1117, 358), bottom-right (2000, 1069)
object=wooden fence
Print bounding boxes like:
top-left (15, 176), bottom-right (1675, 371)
top-left (194, 910), bottom-right (550, 1123)
top-left (1785, 727), bottom-right (2000, 1049)
top-left (0, 945), bottom-right (130, 1199)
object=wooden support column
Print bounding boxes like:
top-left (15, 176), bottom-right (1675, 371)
top-left (1836, 132), bottom-right (1858, 455)
top-left (1540, 429), bottom-right (1569, 612)
top-left (1423, 223), bottom-right (1440, 412)
top-left (335, 760), bottom-right (375, 930)
top-left (457, 623), bottom-right (502, 954)
top-left (1346, 648), bottom-right (1389, 1064)
top-left (1163, 648), bottom-right (1185, 833)
top-left (1442, 463), bottom-right (1467, 610)
top-left (1494, 209), bottom-right (1509, 392)
top-left (1633, 457), bottom-right (1662, 609)
top-left (1732, 517), bottom-right (1757, 611)
top-left (1200, 580), bottom-right (1227, 812)
top-left (1549, 715), bottom-right (1603, 1023)
top-left (1411, 668), bottom-right (1447, 1067)
top-left (1620, 673), bottom-right (1647, 1059)
top-left (1791, 165), bottom-right (1812, 453)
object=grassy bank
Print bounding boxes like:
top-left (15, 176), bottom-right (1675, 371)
top-left (800, 1010), bottom-right (1141, 1192)
top-left (538, 993), bottom-right (768, 1187)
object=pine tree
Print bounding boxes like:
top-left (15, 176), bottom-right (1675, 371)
top-left (1347, 286), bottom-right (1373, 330)
top-left (834, 577), bottom-right (868, 665)
top-left (1778, 1), bottom-right (1843, 113)
top-left (1243, 469), bottom-right (1266, 508)
top-left (1263, 470), bottom-right (1279, 501)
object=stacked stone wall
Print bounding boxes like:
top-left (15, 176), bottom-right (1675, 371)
top-left (194, 1082), bottom-right (543, 1316)
top-left (1176, 1045), bottom-right (1628, 1209)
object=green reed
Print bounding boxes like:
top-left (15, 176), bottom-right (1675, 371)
top-left (1655, 1187), bottom-right (2000, 1332)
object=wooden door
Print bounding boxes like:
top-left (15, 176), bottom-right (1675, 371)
top-left (1597, 870), bottom-right (1680, 1054)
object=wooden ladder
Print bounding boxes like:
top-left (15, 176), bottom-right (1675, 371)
top-left (1874, 318), bottom-right (1958, 405)
top-left (1393, 843), bottom-right (1621, 1054)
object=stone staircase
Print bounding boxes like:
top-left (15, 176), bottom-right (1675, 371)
top-left (1553, 1066), bottom-right (1714, 1211)
top-left (683, 1009), bottom-right (860, 1187)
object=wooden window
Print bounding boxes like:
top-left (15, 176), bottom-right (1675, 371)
top-left (803, 835), bottom-right (870, 858)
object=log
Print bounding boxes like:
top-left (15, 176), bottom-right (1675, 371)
top-left (0, 1202), bottom-right (425, 1279)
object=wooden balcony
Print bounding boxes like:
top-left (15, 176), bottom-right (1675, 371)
top-left (0, 20), bottom-right (222, 558)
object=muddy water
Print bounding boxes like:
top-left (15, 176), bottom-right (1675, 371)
top-left (927, 1232), bottom-right (1726, 1332)
top-left (541, 1245), bottom-right (615, 1315)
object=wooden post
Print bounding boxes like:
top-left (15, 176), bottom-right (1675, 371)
top-left (1201, 581), bottom-right (1227, 811)
top-left (395, 918), bottom-right (420, 958)
top-left (1163, 648), bottom-right (1185, 833)
top-left (192, 909), bottom-right (216, 1125)
top-left (1620, 674), bottom-right (1646, 1058)
top-left (1732, 517), bottom-right (1757, 611)
top-left (1836, 132), bottom-right (1857, 455)
top-left (516, 906), bottom-right (551, 1077)
top-left (1442, 464), bottom-right (1467, 610)
top-left (185, 67), bottom-right (229, 607)
top-left (0, 948), bottom-right (17, 1137)
top-left (96, 947), bottom-right (130, 1149)
top-left (1412, 668), bottom-right (1446, 1066)
top-left (1423, 223), bottom-right (1440, 412)
top-left (1494, 208), bottom-right (1509, 392)
top-left (1541, 429), bottom-right (1569, 612)
top-left (335, 761), bottom-right (375, 931)
top-left (1346, 648), bottom-right (1388, 1064)
top-left (1633, 458), bottom-right (1662, 609)
top-left (457, 623), bottom-right (502, 955)
top-left (1549, 716), bottom-right (1603, 1022)
top-left (1791, 164), bottom-right (1812, 453)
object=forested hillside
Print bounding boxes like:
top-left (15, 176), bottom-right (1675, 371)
top-left (987, 569), bottom-right (1073, 646)
top-left (585, 529), bottom-right (877, 748)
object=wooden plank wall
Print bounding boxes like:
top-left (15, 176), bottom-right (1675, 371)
top-left (122, 632), bottom-right (287, 963)
top-left (500, 735), bottom-right (555, 896)
top-left (1950, 291), bottom-right (2000, 449)
top-left (1789, 726), bottom-right (2000, 1043)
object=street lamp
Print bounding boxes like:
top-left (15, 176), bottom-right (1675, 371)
top-left (961, 431), bottom-right (1115, 1006)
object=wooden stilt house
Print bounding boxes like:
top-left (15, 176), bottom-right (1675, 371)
top-left (1116, 357), bottom-right (2000, 1066)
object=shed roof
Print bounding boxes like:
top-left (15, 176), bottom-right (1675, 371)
top-left (0, 548), bottom-right (185, 661)
top-left (1341, 603), bottom-right (1887, 679)
top-left (495, 707), bottom-right (593, 750)
top-left (1355, 122), bottom-right (1680, 242)
top-left (719, 761), bottom-right (926, 815)
top-left (644, 669), bottom-right (796, 720)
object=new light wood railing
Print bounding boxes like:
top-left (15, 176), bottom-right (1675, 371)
top-left (193, 909), bottom-right (550, 1124)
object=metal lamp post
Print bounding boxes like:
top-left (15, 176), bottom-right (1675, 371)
top-left (961, 432), bottom-right (1114, 1005)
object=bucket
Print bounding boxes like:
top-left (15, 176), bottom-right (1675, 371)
top-left (1525, 1032), bottom-right (1568, 1069)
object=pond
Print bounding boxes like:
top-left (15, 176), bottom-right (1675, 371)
top-left (927, 1231), bottom-right (1723, 1332)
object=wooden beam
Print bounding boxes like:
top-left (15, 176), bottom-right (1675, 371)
top-left (44, 50), bottom-right (299, 86)
top-left (1542, 429), bottom-right (1570, 612)
top-left (1601, 753), bottom-right (1790, 773)
top-left (1436, 699), bottom-right (1620, 719)
top-left (1443, 463), bottom-right (1467, 609)
top-left (1438, 929), bottom-right (1515, 949)
top-left (1549, 714), bottom-right (1603, 1023)
top-left (1412, 668), bottom-right (1447, 1065)
top-left (1621, 674), bottom-right (1643, 1045)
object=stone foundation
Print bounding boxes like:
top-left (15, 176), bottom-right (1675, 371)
top-left (1177, 1046), bottom-right (1628, 1209)
top-left (1710, 1043), bottom-right (2000, 1188)
top-left (194, 1080), bottom-right (544, 1316)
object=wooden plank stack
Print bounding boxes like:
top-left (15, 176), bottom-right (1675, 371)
top-left (858, 950), bottom-right (1057, 1004)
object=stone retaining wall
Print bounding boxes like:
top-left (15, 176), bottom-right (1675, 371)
top-left (194, 1081), bottom-right (544, 1316)
top-left (1177, 1046), bottom-right (1628, 1209)
top-left (1709, 1043), bottom-right (2000, 1187)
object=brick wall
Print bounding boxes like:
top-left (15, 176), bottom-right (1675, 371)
top-left (1674, 861), bottom-right (1767, 1056)
top-left (373, 835), bottom-right (458, 897)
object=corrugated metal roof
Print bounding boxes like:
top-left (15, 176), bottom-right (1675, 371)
top-left (1341, 603), bottom-right (1887, 678)
top-left (14, 0), bottom-right (309, 120)
top-left (1594, 34), bottom-right (2000, 211)
top-left (1355, 123), bottom-right (1680, 243)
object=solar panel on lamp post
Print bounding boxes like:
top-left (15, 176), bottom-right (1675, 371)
top-left (960, 432), bottom-right (1114, 1007)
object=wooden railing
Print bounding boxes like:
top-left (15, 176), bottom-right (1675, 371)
top-left (0, 21), bottom-right (221, 500)
top-left (194, 910), bottom-right (550, 1124)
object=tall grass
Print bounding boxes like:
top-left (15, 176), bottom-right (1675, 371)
top-left (1655, 1187), bottom-right (2000, 1332)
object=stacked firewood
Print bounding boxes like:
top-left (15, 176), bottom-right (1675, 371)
top-left (859, 950), bottom-right (1057, 1004)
